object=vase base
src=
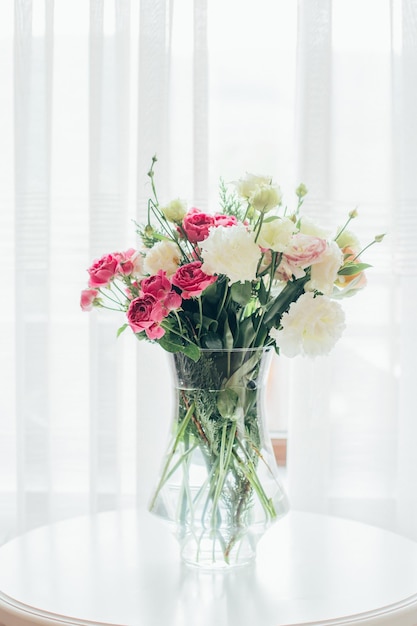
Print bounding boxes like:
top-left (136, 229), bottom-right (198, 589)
top-left (179, 529), bottom-right (257, 570)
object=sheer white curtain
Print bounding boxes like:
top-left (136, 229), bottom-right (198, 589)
top-left (1, 0), bottom-right (415, 545)
top-left (288, 0), bottom-right (417, 541)
top-left (0, 0), bottom-right (297, 542)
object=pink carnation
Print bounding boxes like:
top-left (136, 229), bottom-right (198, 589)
top-left (140, 270), bottom-right (182, 313)
top-left (172, 261), bottom-right (217, 299)
top-left (213, 214), bottom-right (238, 228)
top-left (182, 208), bottom-right (215, 243)
top-left (88, 253), bottom-right (119, 287)
top-left (141, 270), bottom-right (173, 300)
top-left (126, 294), bottom-right (165, 340)
top-left (116, 248), bottom-right (142, 276)
top-left (80, 288), bottom-right (99, 311)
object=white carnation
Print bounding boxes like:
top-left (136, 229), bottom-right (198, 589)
top-left (305, 240), bottom-right (343, 295)
top-left (257, 217), bottom-right (297, 252)
top-left (271, 292), bottom-right (345, 357)
top-left (200, 223), bottom-right (261, 284)
top-left (143, 240), bottom-right (181, 277)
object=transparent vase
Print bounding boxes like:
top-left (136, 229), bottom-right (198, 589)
top-left (148, 347), bottom-right (289, 569)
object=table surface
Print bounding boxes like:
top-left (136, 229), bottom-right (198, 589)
top-left (1, 509), bottom-right (417, 626)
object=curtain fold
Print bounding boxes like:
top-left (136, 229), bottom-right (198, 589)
top-left (288, 0), bottom-right (417, 541)
top-left (393, 0), bottom-right (417, 539)
top-left (14, 0), bottom-right (54, 533)
top-left (193, 0), bottom-right (208, 209)
top-left (89, 0), bottom-right (131, 513)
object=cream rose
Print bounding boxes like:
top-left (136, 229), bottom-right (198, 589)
top-left (234, 173), bottom-right (272, 199)
top-left (305, 240), bottom-right (343, 295)
top-left (299, 217), bottom-right (330, 239)
top-left (249, 183), bottom-right (282, 213)
top-left (200, 223), bottom-right (261, 284)
top-left (143, 240), bottom-right (181, 277)
top-left (270, 292), bottom-right (345, 357)
top-left (161, 198), bottom-right (187, 223)
top-left (257, 217), bottom-right (297, 252)
top-left (335, 228), bottom-right (361, 251)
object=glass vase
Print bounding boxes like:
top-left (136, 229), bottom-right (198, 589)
top-left (148, 347), bottom-right (289, 569)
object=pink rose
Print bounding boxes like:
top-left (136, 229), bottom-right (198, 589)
top-left (172, 261), bottom-right (217, 299)
top-left (88, 253), bottom-right (119, 287)
top-left (80, 288), bottom-right (99, 311)
top-left (182, 208), bottom-right (215, 243)
top-left (213, 214), bottom-right (238, 228)
top-left (283, 233), bottom-right (327, 268)
top-left (127, 294), bottom-right (165, 340)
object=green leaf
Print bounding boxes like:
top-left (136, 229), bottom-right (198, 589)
top-left (182, 342), bottom-right (201, 362)
top-left (197, 314), bottom-right (218, 333)
top-left (116, 323), bottom-right (128, 338)
top-left (157, 332), bottom-right (200, 362)
top-left (217, 388), bottom-right (239, 419)
top-left (231, 281), bottom-right (252, 306)
top-left (263, 275), bottom-right (308, 328)
top-left (263, 215), bottom-right (280, 223)
top-left (338, 262), bottom-right (371, 276)
top-left (157, 333), bottom-right (184, 353)
top-left (223, 316), bottom-right (234, 349)
top-left (257, 277), bottom-right (268, 305)
top-left (235, 316), bottom-right (256, 347)
top-left (201, 332), bottom-right (223, 350)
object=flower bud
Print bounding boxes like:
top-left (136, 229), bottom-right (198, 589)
top-left (375, 233), bottom-right (385, 243)
top-left (295, 183), bottom-right (308, 198)
top-left (349, 208), bottom-right (358, 219)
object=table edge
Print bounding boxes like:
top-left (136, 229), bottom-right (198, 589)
top-left (2, 587), bottom-right (417, 626)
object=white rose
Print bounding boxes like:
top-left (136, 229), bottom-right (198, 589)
top-left (257, 217), bottom-right (297, 252)
top-left (270, 292), bottom-right (345, 357)
top-left (234, 173), bottom-right (272, 199)
top-left (305, 240), bottom-right (343, 295)
top-left (249, 183), bottom-right (282, 213)
top-left (299, 216), bottom-right (330, 239)
top-left (161, 198), bottom-right (187, 223)
top-left (200, 223), bottom-right (261, 285)
top-left (143, 240), bottom-right (181, 277)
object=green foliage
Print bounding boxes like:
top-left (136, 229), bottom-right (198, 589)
top-left (338, 262), bottom-right (371, 276)
top-left (218, 178), bottom-right (245, 221)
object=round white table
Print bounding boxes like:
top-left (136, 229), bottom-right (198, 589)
top-left (0, 510), bottom-right (417, 626)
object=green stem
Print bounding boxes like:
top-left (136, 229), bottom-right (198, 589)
top-left (211, 421), bottom-right (237, 528)
top-left (216, 279), bottom-right (230, 321)
top-left (98, 287), bottom-right (124, 308)
top-left (350, 238), bottom-right (379, 262)
top-left (197, 297), bottom-right (203, 339)
top-left (149, 401), bottom-right (196, 511)
top-left (334, 213), bottom-right (355, 242)
top-left (254, 211), bottom-right (265, 244)
top-left (233, 442), bottom-right (276, 519)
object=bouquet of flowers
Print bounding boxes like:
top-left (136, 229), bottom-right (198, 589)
top-left (81, 156), bottom-right (383, 567)
top-left (81, 156), bottom-right (382, 358)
